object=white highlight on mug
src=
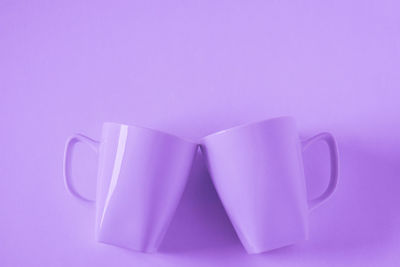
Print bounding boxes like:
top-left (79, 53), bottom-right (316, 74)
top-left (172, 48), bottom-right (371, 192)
top-left (100, 125), bottom-right (128, 227)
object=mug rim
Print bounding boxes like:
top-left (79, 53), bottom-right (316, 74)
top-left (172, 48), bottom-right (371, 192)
top-left (201, 116), bottom-right (295, 141)
top-left (103, 122), bottom-right (196, 144)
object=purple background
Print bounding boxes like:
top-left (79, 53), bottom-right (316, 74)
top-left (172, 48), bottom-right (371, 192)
top-left (1, 0), bottom-right (400, 266)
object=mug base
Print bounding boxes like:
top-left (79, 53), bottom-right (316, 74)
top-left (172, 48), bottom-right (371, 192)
top-left (96, 237), bottom-right (158, 253)
top-left (244, 236), bottom-right (308, 254)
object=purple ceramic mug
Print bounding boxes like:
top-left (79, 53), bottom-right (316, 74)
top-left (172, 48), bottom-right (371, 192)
top-left (201, 116), bottom-right (339, 254)
top-left (63, 122), bottom-right (197, 252)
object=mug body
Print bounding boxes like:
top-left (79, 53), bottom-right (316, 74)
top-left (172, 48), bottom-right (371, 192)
top-left (201, 117), bottom-right (309, 253)
top-left (94, 122), bottom-right (197, 252)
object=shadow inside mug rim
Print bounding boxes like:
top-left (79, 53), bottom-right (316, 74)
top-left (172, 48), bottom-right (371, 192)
top-left (201, 116), bottom-right (295, 141)
top-left (103, 122), bottom-right (197, 144)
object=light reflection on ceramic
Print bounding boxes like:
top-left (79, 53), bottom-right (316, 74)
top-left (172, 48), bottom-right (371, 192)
top-left (63, 122), bottom-right (197, 253)
top-left (201, 117), bottom-right (339, 254)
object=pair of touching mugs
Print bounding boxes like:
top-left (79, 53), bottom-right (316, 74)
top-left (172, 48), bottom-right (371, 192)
top-left (63, 116), bottom-right (339, 254)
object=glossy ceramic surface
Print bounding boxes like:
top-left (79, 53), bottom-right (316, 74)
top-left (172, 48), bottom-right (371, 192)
top-left (63, 122), bottom-right (197, 253)
top-left (201, 117), bottom-right (339, 254)
top-left (2, 1), bottom-right (400, 265)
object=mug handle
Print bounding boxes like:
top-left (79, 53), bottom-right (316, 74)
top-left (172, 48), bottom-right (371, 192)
top-left (301, 132), bottom-right (339, 210)
top-left (63, 133), bottom-right (100, 203)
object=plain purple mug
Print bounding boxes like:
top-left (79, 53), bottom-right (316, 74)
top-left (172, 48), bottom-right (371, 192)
top-left (63, 122), bottom-right (197, 252)
top-left (201, 116), bottom-right (339, 254)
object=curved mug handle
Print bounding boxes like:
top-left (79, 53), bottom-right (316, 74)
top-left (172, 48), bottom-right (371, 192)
top-left (301, 132), bottom-right (339, 210)
top-left (63, 133), bottom-right (100, 203)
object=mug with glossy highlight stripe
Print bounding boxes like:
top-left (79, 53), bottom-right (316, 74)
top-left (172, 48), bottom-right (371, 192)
top-left (63, 122), bottom-right (197, 252)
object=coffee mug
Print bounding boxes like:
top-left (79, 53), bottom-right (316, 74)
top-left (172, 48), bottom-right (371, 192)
top-left (63, 122), bottom-right (197, 252)
top-left (201, 116), bottom-right (338, 254)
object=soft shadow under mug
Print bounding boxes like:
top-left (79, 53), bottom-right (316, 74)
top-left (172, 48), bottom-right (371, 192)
top-left (63, 122), bottom-right (197, 252)
top-left (201, 117), bottom-right (339, 254)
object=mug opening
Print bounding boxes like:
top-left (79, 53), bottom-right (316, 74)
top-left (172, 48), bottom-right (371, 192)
top-left (102, 122), bottom-right (196, 144)
top-left (201, 116), bottom-right (295, 141)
